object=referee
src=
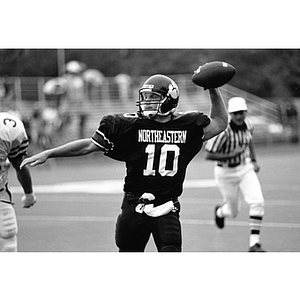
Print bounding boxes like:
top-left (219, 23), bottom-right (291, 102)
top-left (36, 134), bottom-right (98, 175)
top-left (205, 97), bottom-right (266, 252)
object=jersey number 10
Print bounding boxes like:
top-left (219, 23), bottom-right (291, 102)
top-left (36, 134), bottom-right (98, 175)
top-left (144, 144), bottom-right (180, 177)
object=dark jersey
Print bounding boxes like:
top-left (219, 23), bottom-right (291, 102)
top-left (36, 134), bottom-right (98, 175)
top-left (91, 111), bottom-right (210, 198)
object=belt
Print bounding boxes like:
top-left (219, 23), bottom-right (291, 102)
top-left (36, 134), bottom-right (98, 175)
top-left (217, 162), bottom-right (241, 168)
top-left (125, 192), bottom-right (178, 206)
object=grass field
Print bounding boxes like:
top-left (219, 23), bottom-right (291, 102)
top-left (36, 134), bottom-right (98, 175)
top-left (8, 142), bottom-right (300, 252)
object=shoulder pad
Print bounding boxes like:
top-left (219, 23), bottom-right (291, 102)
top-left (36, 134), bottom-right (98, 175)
top-left (173, 111), bottom-right (210, 126)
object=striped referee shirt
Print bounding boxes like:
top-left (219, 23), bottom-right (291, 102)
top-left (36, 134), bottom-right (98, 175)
top-left (205, 117), bottom-right (254, 166)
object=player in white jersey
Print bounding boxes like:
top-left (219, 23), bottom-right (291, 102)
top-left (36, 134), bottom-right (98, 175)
top-left (0, 112), bottom-right (36, 251)
top-left (205, 97), bottom-right (265, 252)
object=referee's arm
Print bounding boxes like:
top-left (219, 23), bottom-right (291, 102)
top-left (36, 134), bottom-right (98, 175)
top-left (248, 140), bottom-right (257, 162)
top-left (205, 147), bottom-right (246, 161)
top-left (248, 140), bottom-right (260, 172)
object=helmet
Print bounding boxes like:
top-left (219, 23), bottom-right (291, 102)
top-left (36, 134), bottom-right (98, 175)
top-left (137, 74), bottom-right (179, 118)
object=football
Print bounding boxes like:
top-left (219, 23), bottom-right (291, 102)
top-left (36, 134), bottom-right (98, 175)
top-left (192, 61), bottom-right (236, 89)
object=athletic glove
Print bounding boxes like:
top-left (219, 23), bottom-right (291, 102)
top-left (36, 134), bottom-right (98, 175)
top-left (22, 193), bottom-right (37, 208)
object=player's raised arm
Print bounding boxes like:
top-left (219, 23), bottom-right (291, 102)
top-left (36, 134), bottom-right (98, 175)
top-left (20, 138), bottom-right (101, 168)
top-left (203, 88), bottom-right (228, 141)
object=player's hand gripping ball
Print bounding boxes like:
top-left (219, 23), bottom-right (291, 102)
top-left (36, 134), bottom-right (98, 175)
top-left (192, 61), bottom-right (236, 89)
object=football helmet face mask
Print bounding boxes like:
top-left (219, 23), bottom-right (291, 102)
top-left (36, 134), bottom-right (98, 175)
top-left (137, 74), bottom-right (180, 118)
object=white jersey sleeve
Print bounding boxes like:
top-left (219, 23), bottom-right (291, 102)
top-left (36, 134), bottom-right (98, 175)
top-left (0, 112), bottom-right (29, 191)
top-left (0, 112), bottom-right (29, 161)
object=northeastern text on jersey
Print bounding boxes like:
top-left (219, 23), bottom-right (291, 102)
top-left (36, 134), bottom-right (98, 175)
top-left (138, 129), bottom-right (187, 144)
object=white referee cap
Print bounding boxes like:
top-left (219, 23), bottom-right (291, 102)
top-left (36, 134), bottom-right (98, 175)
top-left (228, 97), bottom-right (248, 113)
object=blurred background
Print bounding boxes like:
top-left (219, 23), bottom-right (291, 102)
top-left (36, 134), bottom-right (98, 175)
top-left (0, 48), bottom-right (299, 154)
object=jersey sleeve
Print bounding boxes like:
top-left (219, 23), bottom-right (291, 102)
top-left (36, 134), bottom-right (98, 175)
top-left (180, 110), bottom-right (211, 127)
top-left (1, 114), bottom-right (29, 159)
top-left (90, 115), bottom-right (116, 152)
top-left (9, 131), bottom-right (29, 159)
top-left (90, 114), bottom-right (136, 158)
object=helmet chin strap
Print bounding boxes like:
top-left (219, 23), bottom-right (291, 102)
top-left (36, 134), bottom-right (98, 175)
top-left (143, 102), bottom-right (172, 118)
top-left (143, 110), bottom-right (158, 118)
top-left (143, 110), bottom-right (172, 119)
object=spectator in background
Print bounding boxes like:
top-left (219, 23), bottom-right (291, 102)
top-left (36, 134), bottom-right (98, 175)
top-left (63, 61), bottom-right (89, 139)
top-left (43, 77), bottom-right (68, 110)
top-left (115, 73), bottom-right (131, 102)
top-left (285, 101), bottom-right (299, 143)
top-left (0, 79), bottom-right (8, 101)
top-left (83, 69), bottom-right (105, 100)
top-left (43, 77), bottom-right (71, 138)
top-left (0, 77), bottom-right (15, 111)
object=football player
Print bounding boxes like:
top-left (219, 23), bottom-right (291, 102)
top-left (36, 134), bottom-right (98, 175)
top-left (0, 112), bottom-right (36, 251)
top-left (21, 74), bottom-right (227, 252)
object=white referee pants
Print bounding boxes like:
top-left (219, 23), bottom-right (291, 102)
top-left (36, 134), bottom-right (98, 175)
top-left (214, 161), bottom-right (265, 218)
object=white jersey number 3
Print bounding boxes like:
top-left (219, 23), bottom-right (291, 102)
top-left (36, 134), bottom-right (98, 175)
top-left (144, 144), bottom-right (180, 177)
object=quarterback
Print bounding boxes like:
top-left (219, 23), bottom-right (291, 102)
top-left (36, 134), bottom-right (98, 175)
top-left (21, 74), bottom-right (228, 252)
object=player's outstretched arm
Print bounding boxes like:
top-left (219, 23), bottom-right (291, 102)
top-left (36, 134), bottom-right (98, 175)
top-left (20, 150), bottom-right (51, 168)
top-left (20, 138), bottom-right (101, 168)
top-left (203, 88), bottom-right (228, 141)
